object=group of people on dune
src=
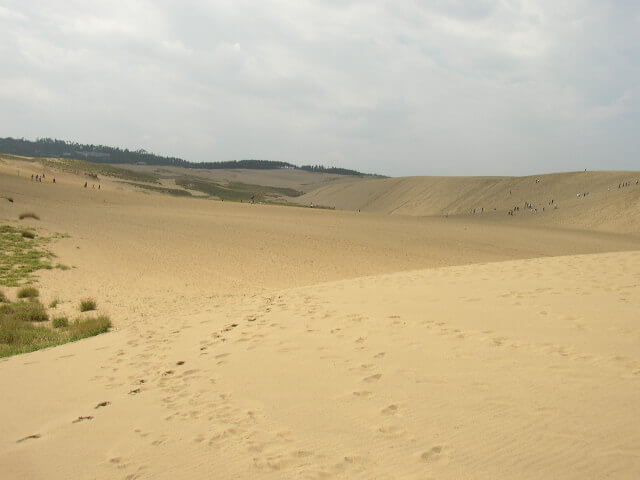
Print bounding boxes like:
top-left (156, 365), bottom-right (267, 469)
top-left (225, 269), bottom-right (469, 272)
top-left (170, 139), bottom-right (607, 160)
top-left (31, 173), bottom-right (54, 183)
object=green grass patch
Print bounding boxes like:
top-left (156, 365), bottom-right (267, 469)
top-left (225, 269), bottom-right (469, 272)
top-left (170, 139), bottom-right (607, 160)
top-left (48, 298), bottom-right (60, 308)
top-left (55, 263), bottom-right (70, 270)
top-left (174, 178), bottom-right (302, 202)
top-left (0, 290), bottom-right (7, 303)
top-left (67, 316), bottom-right (111, 340)
top-left (79, 298), bottom-right (97, 312)
top-left (19, 212), bottom-right (40, 220)
top-left (52, 316), bottom-right (68, 328)
top-left (0, 225), bottom-right (58, 287)
top-left (11, 300), bottom-right (48, 322)
top-left (17, 286), bottom-right (39, 298)
top-left (0, 300), bottom-right (112, 357)
top-left (39, 157), bottom-right (158, 183)
top-left (121, 181), bottom-right (192, 197)
top-left (21, 230), bottom-right (36, 239)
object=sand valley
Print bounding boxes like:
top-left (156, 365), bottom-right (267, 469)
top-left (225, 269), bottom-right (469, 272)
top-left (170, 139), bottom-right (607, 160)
top-left (1, 156), bottom-right (639, 479)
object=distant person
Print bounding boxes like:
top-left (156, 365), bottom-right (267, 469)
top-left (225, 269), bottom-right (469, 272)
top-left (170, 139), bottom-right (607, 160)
top-left (53, 178), bottom-right (56, 183)
top-left (84, 181), bottom-right (87, 188)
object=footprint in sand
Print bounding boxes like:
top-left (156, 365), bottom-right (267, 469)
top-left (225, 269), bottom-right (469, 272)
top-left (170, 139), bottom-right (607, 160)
top-left (73, 415), bottom-right (94, 423)
top-left (363, 373), bottom-right (382, 383)
top-left (420, 445), bottom-right (448, 464)
top-left (381, 404), bottom-right (398, 415)
top-left (129, 388), bottom-right (141, 395)
top-left (16, 434), bottom-right (41, 443)
top-left (95, 401), bottom-right (110, 409)
top-left (353, 390), bottom-right (373, 397)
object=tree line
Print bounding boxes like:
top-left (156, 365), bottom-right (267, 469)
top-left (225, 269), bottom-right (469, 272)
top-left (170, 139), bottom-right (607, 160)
top-left (0, 137), bottom-right (379, 176)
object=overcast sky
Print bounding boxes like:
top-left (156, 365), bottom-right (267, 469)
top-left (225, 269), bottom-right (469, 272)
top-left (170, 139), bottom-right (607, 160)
top-left (1, 1), bottom-right (638, 176)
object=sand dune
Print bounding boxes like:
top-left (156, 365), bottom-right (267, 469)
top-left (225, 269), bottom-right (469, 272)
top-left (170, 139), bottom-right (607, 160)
top-left (297, 171), bottom-right (640, 235)
top-left (1, 157), bottom-right (639, 479)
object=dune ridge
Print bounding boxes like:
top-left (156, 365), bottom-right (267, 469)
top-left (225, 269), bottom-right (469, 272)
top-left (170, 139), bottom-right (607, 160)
top-left (297, 171), bottom-right (640, 235)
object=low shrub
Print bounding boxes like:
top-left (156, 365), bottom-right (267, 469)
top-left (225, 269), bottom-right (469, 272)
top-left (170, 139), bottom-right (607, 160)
top-left (52, 317), bottom-right (69, 328)
top-left (21, 230), bottom-right (35, 239)
top-left (12, 300), bottom-right (48, 322)
top-left (68, 316), bottom-right (111, 340)
top-left (79, 298), bottom-right (97, 312)
top-left (0, 317), bottom-right (59, 355)
top-left (48, 298), bottom-right (59, 308)
top-left (17, 287), bottom-right (39, 299)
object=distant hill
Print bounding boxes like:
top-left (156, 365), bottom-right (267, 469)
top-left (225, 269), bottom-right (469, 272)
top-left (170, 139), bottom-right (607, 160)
top-left (0, 137), bottom-right (380, 177)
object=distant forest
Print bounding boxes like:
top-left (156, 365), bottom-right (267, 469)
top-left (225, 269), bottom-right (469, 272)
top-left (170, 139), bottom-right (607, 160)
top-left (0, 137), bottom-right (378, 176)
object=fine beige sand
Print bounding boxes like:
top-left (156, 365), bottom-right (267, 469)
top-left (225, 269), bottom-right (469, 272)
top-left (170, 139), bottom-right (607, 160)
top-left (296, 172), bottom-right (640, 235)
top-left (1, 157), bottom-right (639, 479)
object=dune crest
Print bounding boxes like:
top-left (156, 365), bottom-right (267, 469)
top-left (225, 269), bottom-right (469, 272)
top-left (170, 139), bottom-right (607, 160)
top-left (297, 171), bottom-right (640, 235)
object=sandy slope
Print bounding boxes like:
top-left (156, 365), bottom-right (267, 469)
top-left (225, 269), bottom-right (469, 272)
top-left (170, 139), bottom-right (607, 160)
top-left (296, 172), bottom-right (640, 235)
top-left (1, 158), bottom-right (640, 479)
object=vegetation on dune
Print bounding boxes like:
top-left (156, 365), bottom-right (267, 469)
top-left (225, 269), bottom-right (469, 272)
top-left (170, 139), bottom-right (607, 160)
top-left (0, 221), bottom-right (106, 357)
top-left (121, 181), bottom-right (193, 197)
top-left (10, 300), bottom-right (48, 322)
top-left (0, 225), bottom-right (57, 287)
top-left (0, 297), bottom-right (112, 357)
top-left (79, 298), bottom-right (97, 312)
top-left (52, 316), bottom-right (68, 328)
top-left (67, 316), bottom-right (111, 340)
top-left (39, 157), bottom-right (159, 183)
top-left (299, 164), bottom-right (374, 176)
top-left (175, 177), bottom-right (302, 202)
top-left (17, 286), bottom-right (39, 298)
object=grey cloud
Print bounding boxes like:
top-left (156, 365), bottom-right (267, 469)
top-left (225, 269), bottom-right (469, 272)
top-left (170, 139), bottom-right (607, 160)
top-left (0, 0), bottom-right (638, 176)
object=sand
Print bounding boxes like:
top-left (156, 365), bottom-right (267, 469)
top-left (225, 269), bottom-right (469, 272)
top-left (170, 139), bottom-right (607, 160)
top-left (296, 172), bottom-right (640, 235)
top-left (1, 157), bottom-right (639, 479)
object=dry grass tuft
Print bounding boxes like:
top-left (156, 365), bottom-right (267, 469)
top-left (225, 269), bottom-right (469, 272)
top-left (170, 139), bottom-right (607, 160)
top-left (17, 286), bottom-right (39, 299)
top-left (52, 317), bottom-right (69, 328)
top-left (79, 298), bottom-right (97, 312)
top-left (0, 295), bottom-right (112, 357)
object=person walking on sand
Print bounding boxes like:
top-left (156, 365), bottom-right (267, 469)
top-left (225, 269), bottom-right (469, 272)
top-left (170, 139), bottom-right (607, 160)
top-left (84, 181), bottom-right (87, 188)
